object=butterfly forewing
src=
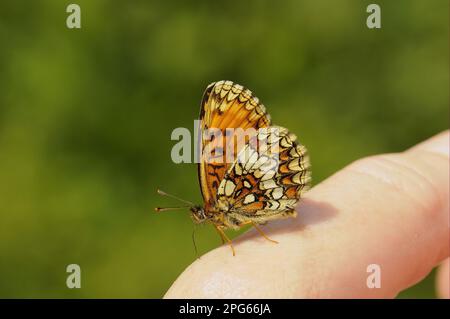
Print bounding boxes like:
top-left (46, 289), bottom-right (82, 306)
top-left (198, 81), bottom-right (271, 209)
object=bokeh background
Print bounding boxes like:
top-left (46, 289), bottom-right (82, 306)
top-left (0, 0), bottom-right (448, 298)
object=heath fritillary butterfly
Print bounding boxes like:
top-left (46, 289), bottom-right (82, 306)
top-left (156, 80), bottom-right (311, 255)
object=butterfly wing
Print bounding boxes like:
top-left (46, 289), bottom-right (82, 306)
top-left (216, 126), bottom-right (311, 228)
top-left (198, 81), bottom-right (271, 209)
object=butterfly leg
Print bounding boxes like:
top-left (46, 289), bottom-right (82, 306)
top-left (214, 225), bottom-right (235, 256)
top-left (213, 225), bottom-right (225, 244)
top-left (251, 221), bottom-right (279, 244)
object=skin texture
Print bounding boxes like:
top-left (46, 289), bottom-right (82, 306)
top-left (165, 131), bottom-right (449, 298)
top-left (436, 258), bottom-right (449, 299)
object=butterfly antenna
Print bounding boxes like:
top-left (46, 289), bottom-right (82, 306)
top-left (154, 206), bottom-right (190, 212)
top-left (156, 189), bottom-right (195, 206)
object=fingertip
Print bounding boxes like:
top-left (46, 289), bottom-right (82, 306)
top-left (409, 130), bottom-right (449, 158)
top-left (436, 258), bottom-right (449, 299)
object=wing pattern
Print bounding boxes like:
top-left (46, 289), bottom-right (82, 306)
top-left (215, 126), bottom-right (311, 228)
top-left (198, 80), bottom-right (271, 210)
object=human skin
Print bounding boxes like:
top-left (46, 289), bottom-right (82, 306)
top-left (165, 131), bottom-right (449, 298)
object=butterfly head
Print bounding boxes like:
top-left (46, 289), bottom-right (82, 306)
top-left (190, 205), bottom-right (208, 224)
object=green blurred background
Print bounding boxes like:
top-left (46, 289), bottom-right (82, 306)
top-left (0, 0), bottom-right (447, 298)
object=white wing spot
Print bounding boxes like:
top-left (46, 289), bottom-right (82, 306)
top-left (243, 194), bottom-right (256, 204)
top-left (260, 179), bottom-right (278, 190)
top-left (261, 169), bottom-right (276, 181)
top-left (234, 163), bottom-right (243, 175)
top-left (224, 180), bottom-right (236, 197)
top-left (271, 187), bottom-right (284, 200)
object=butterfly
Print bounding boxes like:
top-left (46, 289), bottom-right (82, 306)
top-left (156, 80), bottom-right (311, 255)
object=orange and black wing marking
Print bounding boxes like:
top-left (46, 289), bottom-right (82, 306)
top-left (198, 81), bottom-right (271, 210)
top-left (216, 126), bottom-right (311, 228)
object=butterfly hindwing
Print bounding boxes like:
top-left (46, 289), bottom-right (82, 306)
top-left (216, 126), bottom-right (311, 227)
